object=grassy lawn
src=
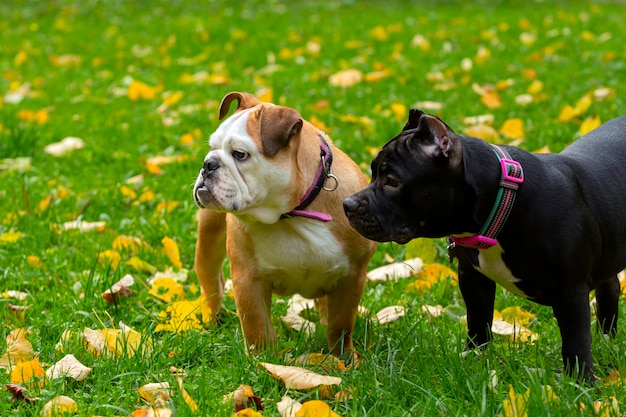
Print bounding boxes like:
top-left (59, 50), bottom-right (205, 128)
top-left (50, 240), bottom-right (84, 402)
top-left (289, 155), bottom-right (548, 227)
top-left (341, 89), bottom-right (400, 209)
top-left (1, 0), bottom-right (626, 415)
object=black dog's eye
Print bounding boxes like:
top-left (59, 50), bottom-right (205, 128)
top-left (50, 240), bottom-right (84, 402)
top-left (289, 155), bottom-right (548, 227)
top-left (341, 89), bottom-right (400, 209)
top-left (384, 176), bottom-right (401, 188)
top-left (233, 150), bottom-right (249, 161)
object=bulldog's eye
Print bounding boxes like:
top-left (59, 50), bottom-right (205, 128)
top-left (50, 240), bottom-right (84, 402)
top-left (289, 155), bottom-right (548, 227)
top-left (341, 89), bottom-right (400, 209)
top-left (232, 150), bottom-right (249, 161)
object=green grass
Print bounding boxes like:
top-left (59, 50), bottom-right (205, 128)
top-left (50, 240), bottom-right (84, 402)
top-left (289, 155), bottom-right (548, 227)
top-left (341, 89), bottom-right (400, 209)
top-left (1, 0), bottom-right (626, 415)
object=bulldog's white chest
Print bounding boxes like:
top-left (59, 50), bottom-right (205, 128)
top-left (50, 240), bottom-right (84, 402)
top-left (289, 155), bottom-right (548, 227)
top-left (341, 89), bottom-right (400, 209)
top-left (475, 244), bottom-right (529, 298)
top-left (247, 219), bottom-right (349, 298)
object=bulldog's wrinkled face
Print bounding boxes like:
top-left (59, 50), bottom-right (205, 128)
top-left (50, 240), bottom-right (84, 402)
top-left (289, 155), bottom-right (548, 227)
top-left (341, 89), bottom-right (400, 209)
top-left (344, 110), bottom-right (465, 243)
top-left (193, 107), bottom-right (293, 224)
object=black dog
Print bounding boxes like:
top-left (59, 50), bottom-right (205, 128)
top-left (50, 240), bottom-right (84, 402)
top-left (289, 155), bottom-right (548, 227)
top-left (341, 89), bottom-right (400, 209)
top-left (344, 109), bottom-right (626, 382)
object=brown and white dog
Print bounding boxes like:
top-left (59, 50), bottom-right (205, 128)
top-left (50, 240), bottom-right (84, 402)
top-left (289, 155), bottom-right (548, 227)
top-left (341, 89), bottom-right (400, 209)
top-left (193, 92), bottom-right (376, 355)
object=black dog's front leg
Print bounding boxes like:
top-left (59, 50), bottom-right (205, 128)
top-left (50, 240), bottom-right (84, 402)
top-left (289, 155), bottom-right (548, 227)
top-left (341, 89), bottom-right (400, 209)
top-left (594, 275), bottom-right (619, 337)
top-left (458, 261), bottom-right (496, 349)
top-left (552, 286), bottom-right (594, 382)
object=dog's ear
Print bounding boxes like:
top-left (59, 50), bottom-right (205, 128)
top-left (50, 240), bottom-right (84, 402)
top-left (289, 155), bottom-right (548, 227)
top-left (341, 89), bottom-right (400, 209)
top-left (219, 92), bottom-right (262, 120)
top-left (414, 114), bottom-right (453, 158)
top-left (403, 108), bottom-right (424, 131)
top-left (258, 106), bottom-right (303, 156)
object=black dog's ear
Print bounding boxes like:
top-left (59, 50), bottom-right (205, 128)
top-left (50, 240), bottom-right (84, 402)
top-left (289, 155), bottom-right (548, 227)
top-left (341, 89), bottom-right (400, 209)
top-left (414, 114), bottom-right (452, 158)
top-left (403, 108), bottom-right (424, 131)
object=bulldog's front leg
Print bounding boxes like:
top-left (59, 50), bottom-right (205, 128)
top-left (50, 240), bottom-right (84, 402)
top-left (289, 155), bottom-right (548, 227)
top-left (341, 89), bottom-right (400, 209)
top-left (458, 262), bottom-right (496, 349)
top-left (231, 267), bottom-right (276, 353)
top-left (325, 268), bottom-right (368, 356)
top-left (195, 210), bottom-right (227, 323)
top-left (552, 286), bottom-right (594, 382)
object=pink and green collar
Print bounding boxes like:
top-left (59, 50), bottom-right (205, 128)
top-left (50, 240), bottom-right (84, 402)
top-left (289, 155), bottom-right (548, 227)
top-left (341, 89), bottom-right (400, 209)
top-left (449, 145), bottom-right (524, 249)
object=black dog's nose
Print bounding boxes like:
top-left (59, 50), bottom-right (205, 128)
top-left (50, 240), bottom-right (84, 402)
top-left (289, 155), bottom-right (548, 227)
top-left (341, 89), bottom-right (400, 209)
top-left (203, 156), bottom-right (220, 175)
top-left (343, 196), bottom-right (359, 215)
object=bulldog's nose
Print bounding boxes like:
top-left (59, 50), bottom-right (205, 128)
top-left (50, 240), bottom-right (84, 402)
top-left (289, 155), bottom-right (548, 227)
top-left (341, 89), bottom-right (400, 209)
top-left (203, 156), bottom-right (220, 176)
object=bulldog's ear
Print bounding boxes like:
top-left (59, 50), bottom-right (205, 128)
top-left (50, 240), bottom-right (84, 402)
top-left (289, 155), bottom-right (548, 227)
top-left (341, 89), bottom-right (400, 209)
top-left (219, 92), bottom-right (262, 120)
top-left (402, 108), bottom-right (424, 131)
top-left (414, 114), bottom-right (453, 158)
top-left (258, 106), bottom-right (303, 156)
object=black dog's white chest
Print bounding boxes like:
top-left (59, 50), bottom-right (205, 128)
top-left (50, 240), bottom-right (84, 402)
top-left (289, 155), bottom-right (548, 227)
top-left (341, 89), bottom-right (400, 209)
top-left (474, 244), bottom-right (529, 298)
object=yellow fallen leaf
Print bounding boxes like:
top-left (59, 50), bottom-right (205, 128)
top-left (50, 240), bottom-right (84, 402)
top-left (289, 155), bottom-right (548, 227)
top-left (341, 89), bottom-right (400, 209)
top-left (480, 91), bottom-right (501, 109)
top-left (162, 237), bottom-right (182, 269)
top-left (502, 385), bottom-right (528, 417)
top-left (296, 400), bottom-right (340, 417)
top-left (45, 353), bottom-right (92, 381)
top-left (131, 407), bottom-right (173, 417)
top-left (97, 249), bottom-right (121, 270)
top-left (155, 296), bottom-right (211, 333)
top-left (527, 80), bottom-right (544, 95)
top-left (390, 102), bottom-right (407, 122)
top-left (579, 115), bottom-right (601, 136)
top-left (128, 80), bottom-right (157, 101)
top-left (112, 235), bottom-right (144, 252)
top-left (0, 329), bottom-right (35, 369)
top-left (558, 105), bottom-right (578, 122)
top-left (464, 124), bottom-right (500, 143)
top-left (0, 229), bottom-right (23, 244)
top-left (149, 277), bottom-right (184, 303)
top-left (575, 93), bottom-right (593, 114)
top-left (126, 256), bottom-right (158, 274)
top-left (138, 382), bottom-right (171, 403)
top-left (500, 118), bottom-right (525, 140)
top-left (10, 356), bottom-right (45, 388)
top-left (177, 377), bottom-right (198, 412)
top-left (256, 87), bottom-right (273, 103)
top-left (41, 395), bottom-right (78, 417)
top-left (235, 409), bottom-right (264, 417)
top-left (500, 306), bottom-right (535, 327)
top-left (259, 362), bottom-right (341, 391)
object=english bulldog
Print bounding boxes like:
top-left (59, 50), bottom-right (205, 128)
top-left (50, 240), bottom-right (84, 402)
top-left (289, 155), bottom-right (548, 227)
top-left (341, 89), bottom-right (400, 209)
top-left (344, 109), bottom-right (626, 382)
top-left (193, 92), bottom-right (376, 355)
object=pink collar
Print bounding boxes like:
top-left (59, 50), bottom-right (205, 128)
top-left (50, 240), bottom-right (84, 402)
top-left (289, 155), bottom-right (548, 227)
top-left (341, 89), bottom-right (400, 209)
top-left (281, 135), bottom-right (338, 222)
top-left (449, 145), bottom-right (524, 249)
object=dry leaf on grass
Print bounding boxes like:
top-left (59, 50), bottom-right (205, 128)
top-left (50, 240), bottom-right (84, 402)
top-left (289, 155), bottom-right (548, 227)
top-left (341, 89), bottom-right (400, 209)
top-left (375, 305), bottom-right (405, 324)
top-left (6, 383), bottom-right (41, 403)
top-left (2, 290), bottom-right (29, 301)
top-left (138, 382), bottom-right (170, 405)
top-left (59, 220), bottom-right (106, 232)
top-left (45, 353), bottom-right (92, 381)
top-left (281, 294), bottom-right (316, 335)
top-left (328, 69), bottom-right (362, 88)
top-left (422, 304), bottom-right (444, 317)
top-left (0, 328), bottom-right (35, 369)
top-left (259, 362), bottom-right (341, 390)
top-left (41, 395), bottom-right (78, 417)
top-left (43, 137), bottom-right (85, 156)
top-left (102, 274), bottom-right (135, 304)
top-left (223, 384), bottom-right (264, 412)
top-left (277, 396), bottom-right (302, 417)
top-left (367, 258), bottom-right (423, 281)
